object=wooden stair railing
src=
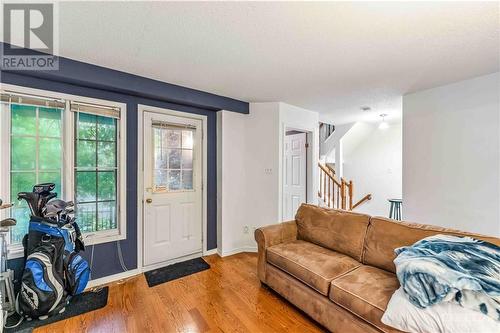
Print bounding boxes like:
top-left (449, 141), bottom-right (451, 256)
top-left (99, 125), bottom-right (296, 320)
top-left (352, 194), bottom-right (372, 210)
top-left (318, 163), bottom-right (372, 210)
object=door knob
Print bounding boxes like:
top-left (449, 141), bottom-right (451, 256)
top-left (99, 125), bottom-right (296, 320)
top-left (146, 198), bottom-right (153, 204)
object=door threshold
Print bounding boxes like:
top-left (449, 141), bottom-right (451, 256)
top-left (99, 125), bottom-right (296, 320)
top-left (142, 251), bottom-right (203, 273)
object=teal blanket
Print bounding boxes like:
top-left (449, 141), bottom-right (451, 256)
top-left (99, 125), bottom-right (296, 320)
top-left (394, 234), bottom-right (500, 321)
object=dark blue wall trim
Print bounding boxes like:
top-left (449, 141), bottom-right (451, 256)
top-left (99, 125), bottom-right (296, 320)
top-left (1, 42), bottom-right (249, 114)
top-left (2, 70), bottom-right (218, 280)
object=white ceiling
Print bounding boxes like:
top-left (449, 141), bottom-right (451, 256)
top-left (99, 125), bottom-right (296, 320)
top-left (40, 2), bottom-right (500, 123)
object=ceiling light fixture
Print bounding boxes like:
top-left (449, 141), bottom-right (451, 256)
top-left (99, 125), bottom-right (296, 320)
top-left (379, 114), bottom-right (389, 130)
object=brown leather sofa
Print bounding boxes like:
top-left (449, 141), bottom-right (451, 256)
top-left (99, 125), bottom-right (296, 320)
top-left (254, 204), bottom-right (500, 333)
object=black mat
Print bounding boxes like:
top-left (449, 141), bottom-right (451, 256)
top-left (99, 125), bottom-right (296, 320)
top-left (145, 257), bottom-right (210, 287)
top-left (5, 287), bottom-right (109, 333)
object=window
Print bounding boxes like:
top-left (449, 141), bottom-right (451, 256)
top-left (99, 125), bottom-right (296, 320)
top-left (152, 123), bottom-right (194, 192)
top-left (75, 112), bottom-right (118, 233)
top-left (0, 87), bottom-right (126, 254)
top-left (9, 104), bottom-right (63, 243)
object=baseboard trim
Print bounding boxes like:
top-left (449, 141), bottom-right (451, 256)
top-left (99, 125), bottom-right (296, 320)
top-left (203, 249), bottom-right (218, 256)
top-left (86, 268), bottom-right (141, 289)
top-left (218, 246), bottom-right (257, 257)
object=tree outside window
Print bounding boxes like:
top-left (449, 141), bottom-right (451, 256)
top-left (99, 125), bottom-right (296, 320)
top-left (74, 113), bottom-right (118, 233)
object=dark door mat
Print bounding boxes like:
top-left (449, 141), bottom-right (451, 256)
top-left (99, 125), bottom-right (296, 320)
top-left (145, 257), bottom-right (210, 287)
top-left (5, 286), bottom-right (109, 333)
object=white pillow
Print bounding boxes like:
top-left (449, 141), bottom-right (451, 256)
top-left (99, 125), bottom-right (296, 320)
top-left (381, 288), bottom-right (500, 333)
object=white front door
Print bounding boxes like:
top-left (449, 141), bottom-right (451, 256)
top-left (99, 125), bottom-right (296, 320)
top-left (283, 132), bottom-right (307, 220)
top-left (143, 111), bottom-right (203, 267)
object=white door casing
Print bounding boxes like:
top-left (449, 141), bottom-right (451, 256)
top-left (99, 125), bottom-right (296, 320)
top-left (143, 112), bottom-right (203, 267)
top-left (283, 132), bottom-right (307, 221)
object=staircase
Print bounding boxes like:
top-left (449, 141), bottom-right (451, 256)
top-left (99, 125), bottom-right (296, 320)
top-left (318, 163), bottom-right (372, 210)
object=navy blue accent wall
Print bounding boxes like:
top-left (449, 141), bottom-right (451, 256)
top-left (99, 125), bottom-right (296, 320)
top-left (1, 42), bottom-right (249, 114)
top-left (2, 61), bottom-right (228, 279)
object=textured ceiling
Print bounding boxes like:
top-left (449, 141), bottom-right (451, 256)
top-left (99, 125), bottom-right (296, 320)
top-left (18, 2), bottom-right (500, 123)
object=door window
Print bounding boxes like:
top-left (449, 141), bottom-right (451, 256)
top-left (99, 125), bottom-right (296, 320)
top-left (152, 124), bottom-right (194, 192)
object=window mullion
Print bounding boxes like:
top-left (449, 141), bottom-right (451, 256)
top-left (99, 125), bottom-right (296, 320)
top-left (95, 116), bottom-right (99, 232)
top-left (35, 106), bottom-right (39, 184)
top-left (63, 100), bottom-right (74, 202)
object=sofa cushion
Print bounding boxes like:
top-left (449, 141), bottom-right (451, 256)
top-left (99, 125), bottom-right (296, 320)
top-left (267, 240), bottom-right (360, 296)
top-left (363, 217), bottom-right (500, 273)
top-left (329, 265), bottom-right (401, 333)
top-left (295, 204), bottom-right (370, 261)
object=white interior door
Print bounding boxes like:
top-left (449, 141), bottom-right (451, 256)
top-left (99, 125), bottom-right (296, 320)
top-left (283, 132), bottom-right (307, 220)
top-left (143, 111), bottom-right (203, 267)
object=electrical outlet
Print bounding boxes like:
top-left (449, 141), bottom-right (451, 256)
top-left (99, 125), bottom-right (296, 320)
top-left (243, 225), bottom-right (249, 234)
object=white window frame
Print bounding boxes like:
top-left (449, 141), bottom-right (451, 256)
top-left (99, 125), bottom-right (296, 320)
top-left (0, 84), bottom-right (127, 259)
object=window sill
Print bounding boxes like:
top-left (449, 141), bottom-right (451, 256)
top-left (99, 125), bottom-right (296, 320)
top-left (7, 231), bottom-right (127, 260)
top-left (82, 230), bottom-right (127, 246)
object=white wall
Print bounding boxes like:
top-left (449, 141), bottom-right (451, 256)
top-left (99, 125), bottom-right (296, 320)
top-left (403, 72), bottom-right (500, 236)
top-left (217, 102), bottom-right (319, 255)
top-left (216, 105), bottom-right (280, 255)
top-left (343, 122), bottom-right (403, 217)
top-left (242, 103), bottom-right (282, 249)
top-left (217, 111), bottom-right (249, 256)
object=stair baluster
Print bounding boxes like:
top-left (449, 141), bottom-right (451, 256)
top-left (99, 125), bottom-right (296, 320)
top-left (317, 163), bottom-right (371, 211)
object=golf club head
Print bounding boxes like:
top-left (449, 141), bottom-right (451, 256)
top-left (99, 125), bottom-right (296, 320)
top-left (45, 199), bottom-right (68, 211)
top-left (44, 205), bottom-right (64, 216)
top-left (0, 218), bottom-right (16, 227)
top-left (40, 192), bottom-right (58, 215)
top-left (32, 183), bottom-right (56, 195)
top-left (44, 211), bottom-right (59, 219)
top-left (64, 207), bottom-right (75, 214)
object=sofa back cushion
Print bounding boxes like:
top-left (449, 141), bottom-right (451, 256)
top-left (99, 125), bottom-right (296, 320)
top-left (363, 217), bottom-right (500, 273)
top-left (295, 204), bottom-right (370, 261)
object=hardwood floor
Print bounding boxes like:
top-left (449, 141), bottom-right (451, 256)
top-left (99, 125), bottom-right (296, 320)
top-left (35, 253), bottom-right (326, 333)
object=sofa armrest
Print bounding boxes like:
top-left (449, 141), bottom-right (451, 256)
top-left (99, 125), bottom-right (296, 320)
top-left (254, 221), bottom-right (298, 283)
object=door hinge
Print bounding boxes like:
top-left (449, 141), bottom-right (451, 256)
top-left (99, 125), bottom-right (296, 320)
top-left (305, 143), bottom-right (309, 148)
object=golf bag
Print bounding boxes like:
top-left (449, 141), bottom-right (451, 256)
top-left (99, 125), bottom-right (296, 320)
top-left (18, 219), bottom-right (67, 318)
top-left (17, 183), bottom-right (90, 320)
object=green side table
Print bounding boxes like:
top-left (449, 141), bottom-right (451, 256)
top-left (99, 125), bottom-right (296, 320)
top-left (388, 199), bottom-right (402, 220)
